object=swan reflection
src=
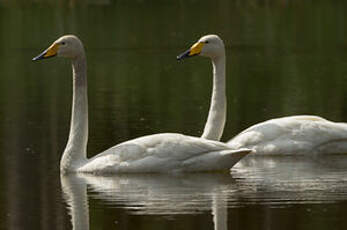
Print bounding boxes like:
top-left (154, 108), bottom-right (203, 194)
top-left (60, 173), bottom-right (231, 230)
top-left (232, 155), bottom-right (347, 205)
top-left (61, 159), bottom-right (347, 229)
top-left (61, 175), bottom-right (90, 230)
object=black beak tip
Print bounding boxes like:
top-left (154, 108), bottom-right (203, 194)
top-left (176, 50), bottom-right (190, 61)
top-left (32, 54), bottom-right (44, 61)
top-left (32, 50), bottom-right (49, 61)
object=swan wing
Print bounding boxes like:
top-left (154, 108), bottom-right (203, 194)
top-left (80, 133), bottom-right (252, 173)
top-left (228, 115), bottom-right (347, 155)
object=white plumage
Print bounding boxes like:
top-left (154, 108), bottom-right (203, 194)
top-left (178, 35), bottom-right (347, 156)
top-left (33, 35), bottom-right (252, 174)
top-left (228, 115), bottom-right (347, 155)
top-left (80, 133), bottom-right (251, 173)
top-left (177, 34), bottom-right (227, 141)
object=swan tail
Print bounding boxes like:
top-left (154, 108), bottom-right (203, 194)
top-left (221, 148), bottom-right (254, 156)
top-left (182, 148), bottom-right (254, 172)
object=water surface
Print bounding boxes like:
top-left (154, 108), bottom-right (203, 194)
top-left (1, 1), bottom-right (347, 229)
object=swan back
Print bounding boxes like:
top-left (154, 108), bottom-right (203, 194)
top-left (228, 115), bottom-right (347, 155)
top-left (78, 133), bottom-right (253, 173)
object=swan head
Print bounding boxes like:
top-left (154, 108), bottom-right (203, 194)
top-left (32, 35), bottom-right (85, 61)
top-left (177, 34), bottom-right (225, 60)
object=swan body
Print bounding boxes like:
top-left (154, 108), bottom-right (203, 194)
top-left (33, 35), bottom-right (252, 174)
top-left (176, 35), bottom-right (347, 156)
top-left (228, 115), bottom-right (347, 155)
top-left (79, 133), bottom-right (251, 173)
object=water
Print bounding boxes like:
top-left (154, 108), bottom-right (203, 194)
top-left (60, 158), bottom-right (347, 230)
top-left (1, 0), bottom-right (347, 229)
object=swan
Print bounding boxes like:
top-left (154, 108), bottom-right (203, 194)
top-left (32, 35), bottom-right (253, 174)
top-left (176, 35), bottom-right (347, 155)
top-left (177, 34), bottom-right (226, 141)
top-left (228, 115), bottom-right (347, 155)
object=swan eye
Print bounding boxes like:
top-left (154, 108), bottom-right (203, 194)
top-left (205, 41), bottom-right (209, 44)
top-left (61, 42), bottom-right (66, 45)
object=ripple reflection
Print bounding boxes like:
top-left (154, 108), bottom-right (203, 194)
top-left (60, 173), bottom-right (231, 230)
top-left (231, 155), bottom-right (347, 206)
top-left (60, 156), bottom-right (347, 229)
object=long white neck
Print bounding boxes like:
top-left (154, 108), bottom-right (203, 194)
top-left (61, 55), bottom-right (88, 172)
top-left (201, 54), bottom-right (226, 141)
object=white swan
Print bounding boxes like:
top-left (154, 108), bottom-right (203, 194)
top-left (228, 115), bottom-right (347, 155)
top-left (176, 35), bottom-right (347, 155)
top-left (32, 35), bottom-right (253, 174)
top-left (177, 34), bottom-right (226, 141)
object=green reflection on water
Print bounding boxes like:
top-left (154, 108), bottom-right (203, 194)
top-left (1, 1), bottom-right (347, 230)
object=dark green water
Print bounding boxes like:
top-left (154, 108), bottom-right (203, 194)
top-left (1, 1), bottom-right (347, 229)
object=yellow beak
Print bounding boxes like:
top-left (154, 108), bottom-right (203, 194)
top-left (189, 42), bottom-right (204, 56)
top-left (32, 43), bottom-right (60, 61)
top-left (177, 42), bottom-right (205, 60)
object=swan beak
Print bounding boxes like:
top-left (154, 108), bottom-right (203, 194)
top-left (32, 43), bottom-right (60, 61)
top-left (177, 42), bottom-right (204, 60)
